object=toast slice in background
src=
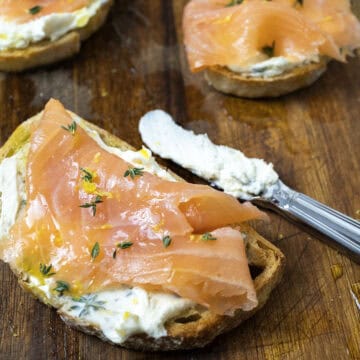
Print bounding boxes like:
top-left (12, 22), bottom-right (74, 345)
top-left (0, 109), bottom-right (285, 351)
top-left (0, 0), bottom-right (113, 72)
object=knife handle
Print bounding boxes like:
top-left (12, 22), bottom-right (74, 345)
top-left (270, 182), bottom-right (360, 257)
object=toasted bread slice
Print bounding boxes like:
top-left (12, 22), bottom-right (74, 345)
top-left (204, 59), bottom-right (328, 98)
top-left (0, 111), bottom-right (285, 351)
top-left (0, 0), bottom-right (113, 72)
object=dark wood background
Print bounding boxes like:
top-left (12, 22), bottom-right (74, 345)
top-left (0, 1), bottom-right (359, 359)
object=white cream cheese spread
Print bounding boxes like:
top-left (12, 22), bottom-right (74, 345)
top-left (0, 0), bottom-right (109, 51)
top-left (139, 110), bottom-right (279, 200)
top-left (228, 56), bottom-right (319, 78)
top-left (0, 120), bottom-right (193, 344)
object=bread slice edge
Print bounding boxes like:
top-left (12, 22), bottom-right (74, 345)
top-left (204, 59), bottom-right (328, 98)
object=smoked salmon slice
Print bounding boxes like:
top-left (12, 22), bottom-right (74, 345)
top-left (0, 0), bottom-right (90, 24)
top-left (0, 99), bottom-right (268, 315)
top-left (183, 0), bottom-right (360, 72)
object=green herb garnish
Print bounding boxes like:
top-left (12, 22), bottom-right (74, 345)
top-left (80, 168), bottom-right (94, 182)
top-left (202, 232), bottom-right (217, 241)
top-left (61, 121), bottom-right (77, 135)
top-left (262, 41), bottom-right (275, 58)
top-left (79, 195), bottom-right (103, 216)
top-left (162, 235), bottom-right (172, 248)
top-left (91, 242), bottom-right (100, 259)
top-left (28, 5), bottom-right (42, 15)
top-left (117, 241), bottom-right (133, 249)
top-left (39, 263), bottom-right (56, 277)
top-left (124, 167), bottom-right (144, 179)
top-left (71, 294), bottom-right (106, 317)
top-left (54, 280), bottom-right (70, 296)
top-left (226, 0), bottom-right (243, 7)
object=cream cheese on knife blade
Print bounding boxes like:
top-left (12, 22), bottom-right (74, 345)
top-left (139, 110), bottom-right (279, 200)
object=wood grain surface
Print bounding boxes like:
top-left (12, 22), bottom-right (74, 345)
top-left (0, 1), bottom-right (359, 359)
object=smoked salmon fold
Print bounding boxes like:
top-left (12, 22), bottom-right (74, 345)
top-left (183, 0), bottom-right (360, 72)
top-left (0, 99), bottom-right (269, 316)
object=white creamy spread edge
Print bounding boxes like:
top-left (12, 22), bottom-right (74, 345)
top-left (139, 110), bottom-right (279, 200)
top-left (228, 55), bottom-right (320, 78)
top-left (0, 120), bottom-right (193, 344)
top-left (0, 0), bottom-right (109, 51)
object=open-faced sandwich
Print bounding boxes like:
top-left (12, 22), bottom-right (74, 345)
top-left (183, 0), bottom-right (360, 98)
top-left (0, 0), bottom-right (113, 72)
top-left (0, 99), bottom-right (284, 351)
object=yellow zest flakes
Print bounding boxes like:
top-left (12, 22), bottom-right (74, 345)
top-left (152, 219), bottom-right (164, 233)
top-left (123, 311), bottom-right (131, 320)
top-left (82, 181), bottom-right (97, 194)
top-left (100, 223), bottom-right (113, 230)
top-left (71, 280), bottom-right (83, 295)
top-left (214, 14), bottom-right (232, 25)
top-left (76, 14), bottom-right (90, 28)
top-left (117, 329), bottom-right (127, 337)
top-left (95, 189), bottom-right (113, 199)
top-left (132, 298), bottom-right (138, 305)
top-left (321, 16), bottom-right (333, 23)
top-left (0, 34), bottom-right (7, 40)
top-left (138, 148), bottom-right (150, 159)
top-left (93, 152), bottom-right (101, 163)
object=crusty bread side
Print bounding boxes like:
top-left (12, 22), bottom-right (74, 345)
top-left (0, 0), bottom-right (113, 72)
top-left (0, 112), bottom-right (285, 351)
top-left (204, 59), bottom-right (328, 98)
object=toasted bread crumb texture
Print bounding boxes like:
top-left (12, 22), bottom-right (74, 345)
top-left (0, 113), bottom-right (285, 351)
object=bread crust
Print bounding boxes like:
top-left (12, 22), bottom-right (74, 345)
top-left (204, 59), bottom-right (328, 98)
top-left (0, 0), bottom-right (113, 72)
top-left (0, 112), bottom-right (285, 351)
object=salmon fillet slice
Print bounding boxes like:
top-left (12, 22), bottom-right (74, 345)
top-left (0, 99), bottom-right (269, 315)
top-left (183, 0), bottom-right (360, 72)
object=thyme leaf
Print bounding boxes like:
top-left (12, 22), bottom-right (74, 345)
top-left (162, 235), bottom-right (172, 248)
top-left (91, 242), bottom-right (100, 259)
top-left (226, 0), bottom-right (243, 6)
top-left (124, 167), bottom-right (144, 179)
top-left (202, 232), bottom-right (217, 241)
top-left (117, 241), bottom-right (133, 249)
top-left (80, 168), bottom-right (94, 182)
top-left (61, 121), bottom-right (77, 135)
top-left (28, 5), bottom-right (42, 15)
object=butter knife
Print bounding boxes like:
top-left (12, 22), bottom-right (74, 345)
top-left (139, 110), bottom-right (360, 259)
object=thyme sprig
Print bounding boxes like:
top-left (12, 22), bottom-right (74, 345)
top-left (39, 263), bottom-right (56, 277)
top-left (61, 121), bottom-right (77, 135)
top-left (70, 294), bottom-right (106, 317)
top-left (54, 280), bottom-right (70, 296)
top-left (80, 168), bottom-right (94, 182)
top-left (79, 195), bottom-right (103, 216)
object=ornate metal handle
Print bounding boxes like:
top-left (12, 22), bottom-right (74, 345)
top-left (267, 181), bottom-right (360, 256)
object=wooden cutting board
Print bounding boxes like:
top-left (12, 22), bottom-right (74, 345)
top-left (0, 1), bottom-right (359, 359)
